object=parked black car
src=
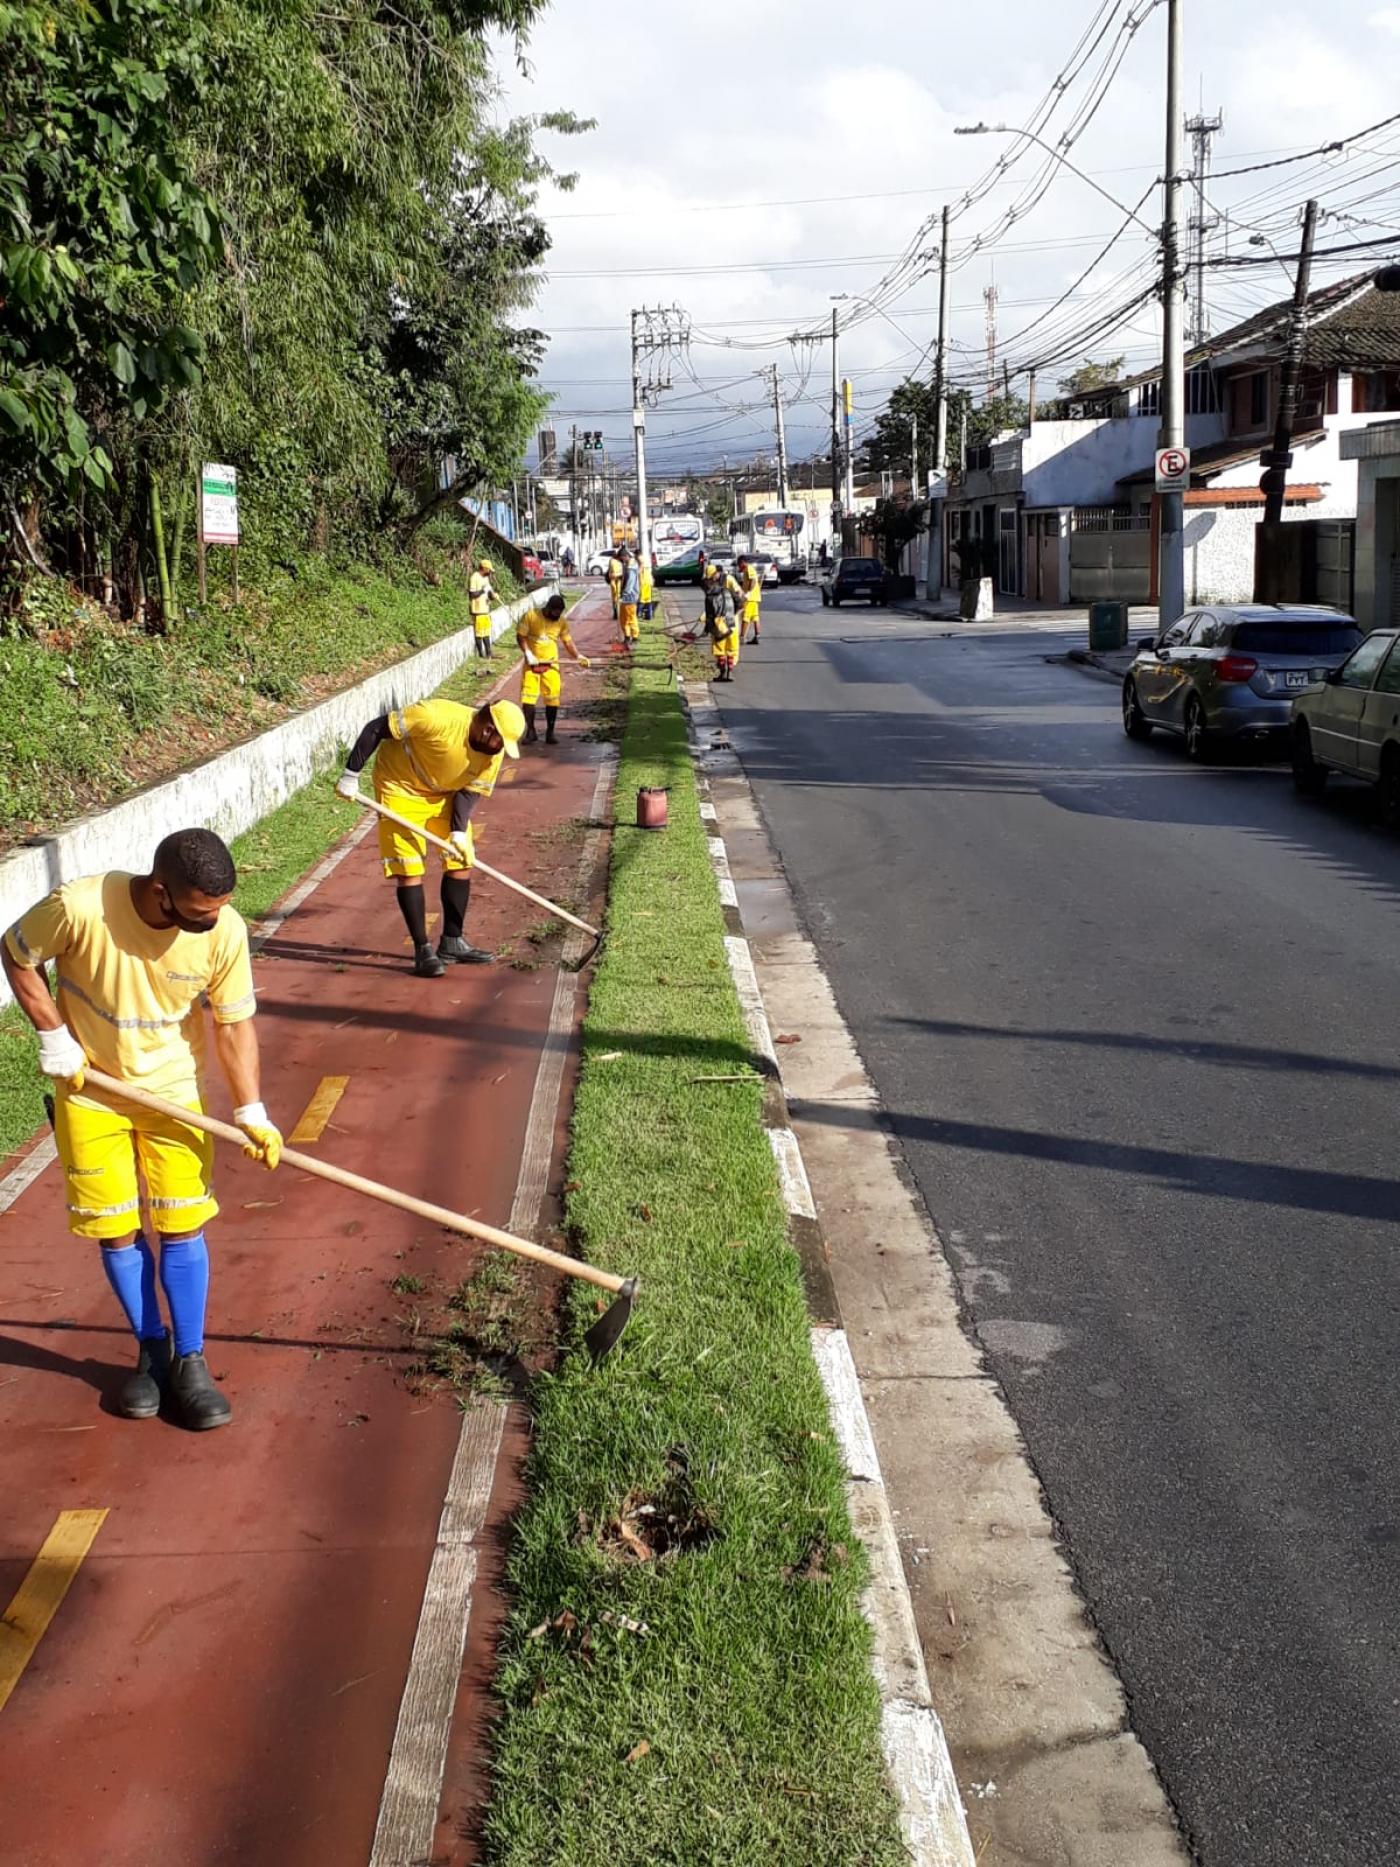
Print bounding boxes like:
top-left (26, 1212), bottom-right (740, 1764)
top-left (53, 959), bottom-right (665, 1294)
top-left (820, 557), bottom-right (886, 607)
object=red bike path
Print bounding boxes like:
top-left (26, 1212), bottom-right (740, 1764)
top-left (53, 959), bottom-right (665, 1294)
top-left (0, 589), bottom-right (617, 1865)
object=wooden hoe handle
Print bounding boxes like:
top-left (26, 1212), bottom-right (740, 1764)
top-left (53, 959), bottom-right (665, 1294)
top-left (81, 1068), bottom-right (626, 1296)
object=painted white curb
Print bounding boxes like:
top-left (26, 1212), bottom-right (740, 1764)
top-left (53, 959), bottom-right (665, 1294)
top-left (680, 676), bottom-right (976, 1867)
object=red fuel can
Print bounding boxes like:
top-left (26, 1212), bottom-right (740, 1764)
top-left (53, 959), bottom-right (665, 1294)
top-left (636, 786), bottom-right (669, 830)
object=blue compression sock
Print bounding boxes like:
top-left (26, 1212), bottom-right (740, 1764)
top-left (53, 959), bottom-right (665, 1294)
top-left (158, 1234), bottom-right (210, 1357)
top-left (100, 1237), bottom-right (165, 1341)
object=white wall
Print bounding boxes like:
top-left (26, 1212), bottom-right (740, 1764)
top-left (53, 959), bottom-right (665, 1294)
top-left (0, 590), bottom-right (543, 1007)
top-left (1021, 412), bottom-right (1225, 508)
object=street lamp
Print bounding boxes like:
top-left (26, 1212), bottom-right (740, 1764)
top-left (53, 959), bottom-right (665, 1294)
top-left (953, 123), bottom-right (1158, 235)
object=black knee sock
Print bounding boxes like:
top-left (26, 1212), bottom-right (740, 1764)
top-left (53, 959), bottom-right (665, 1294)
top-left (545, 705), bottom-right (558, 741)
top-left (396, 883), bottom-right (428, 947)
top-left (440, 872), bottom-right (472, 941)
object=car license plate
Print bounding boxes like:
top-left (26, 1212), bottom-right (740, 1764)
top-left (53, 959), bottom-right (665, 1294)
top-left (1284, 670), bottom-right (1310, 689)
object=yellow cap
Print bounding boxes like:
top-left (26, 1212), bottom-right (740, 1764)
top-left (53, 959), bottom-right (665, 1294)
top-left (489, 699), bottom-right (525, 759)
top-left (478, 556), bottom-right (493, 571)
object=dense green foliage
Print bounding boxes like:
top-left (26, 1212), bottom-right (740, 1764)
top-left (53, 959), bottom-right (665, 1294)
top-left (0, 528), bottom-right (517, 838)
top-left (2, 0), bottom-right (578, 611)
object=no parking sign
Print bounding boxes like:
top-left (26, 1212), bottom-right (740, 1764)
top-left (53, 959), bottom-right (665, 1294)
top-left (1154, 446), bottom-right (1191, 492)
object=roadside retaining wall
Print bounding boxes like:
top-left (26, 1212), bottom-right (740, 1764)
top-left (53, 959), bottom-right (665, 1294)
top-left (0, 589), bottom-right (545, 1007)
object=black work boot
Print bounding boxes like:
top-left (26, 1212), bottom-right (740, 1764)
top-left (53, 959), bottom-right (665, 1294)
top-left (437, 935), bottom-right (495, 965)
top-left (524, 704), bottom-right (539, 744)
top-left (170, 1351), bottom-right (232, 1431)
top-left (545, 706), bottom-right (559, 744)
top-left (414, 942), bottom-right (446, 977)
top-left (119, 1334), bottom-right (171, 1420)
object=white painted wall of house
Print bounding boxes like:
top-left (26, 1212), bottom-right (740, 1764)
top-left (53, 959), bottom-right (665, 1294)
top-left (1021, 413), bottom-right (1225, 508)
top-left (0, 590), bottom-right (543, 1008)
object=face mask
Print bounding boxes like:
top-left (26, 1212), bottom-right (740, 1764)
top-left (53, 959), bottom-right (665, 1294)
top-left (156, 886), bottom-right (219, 935)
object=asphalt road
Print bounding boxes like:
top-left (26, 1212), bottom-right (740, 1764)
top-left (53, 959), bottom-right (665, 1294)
top-left (713, 584), bottom-right (1400, 1867)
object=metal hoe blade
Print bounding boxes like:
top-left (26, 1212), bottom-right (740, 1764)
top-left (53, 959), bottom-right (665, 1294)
top-left (584, 1275), bottom-right (637, 1362)
top-left (565, 929), bottom-right (606, 975)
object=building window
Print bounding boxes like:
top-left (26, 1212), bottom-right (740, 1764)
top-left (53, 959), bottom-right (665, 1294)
top-left (1250, 371), bottom-right (1269, 426)
top-left (1138, 381), bottom-right (1161, 419)
top-left (1186, 367), bottom-right (1217, 414)
top-left (1353, 370), bottom-right (1400, 414)
top-left (1229, 370), bottom-right (1271, 434)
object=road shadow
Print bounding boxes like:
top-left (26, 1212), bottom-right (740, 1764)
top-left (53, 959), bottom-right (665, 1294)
top-left (797, 1102), bottom-right (1400, 1226)
top-left (889, 1016), bottom-right (1400, 1087)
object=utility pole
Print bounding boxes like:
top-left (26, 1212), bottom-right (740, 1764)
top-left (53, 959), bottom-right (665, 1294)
top-left (910, 411), bottom-right (919, 492)
top-left (932, 206), bottom-right (951, 479)
top-left (630, 309), bottom-right (652, 570)
top-left (842, 378), bottom-right (855, 513)
top-left (1157, 0), bottom-right (1186, 628)
top-left (1185, 109), bottom-right (1224, 344)
top-left (984, 284), bottom-right (999, 401)
top-left (1262, 198), bottom-right (1319, 527)
top-left (570, 424), bottom-right (579, 560)
top-left (830, 306), bottom-right (842, 549)
top-left (766, 364), bottom-right (790, 505)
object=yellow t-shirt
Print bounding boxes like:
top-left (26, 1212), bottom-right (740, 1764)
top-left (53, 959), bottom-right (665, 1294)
top-left (639, 563), bottom-right (654, 601)
top-left (375, 699), bottom-right (504, 801)
top-left (468, 571), bottom-right (493, 617)
top-left (606, 557), bottom-right (623, 586)
top-left (516, 608), bottom-right (574, 666)
top-left (4, 873), bottom-right (256, 1099)
top-left (741, 566), bottom-right (762, 604)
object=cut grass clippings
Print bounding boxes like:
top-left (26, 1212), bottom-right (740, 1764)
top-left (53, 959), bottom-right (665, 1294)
top-left (483, 654), bottom-right (905, 1865)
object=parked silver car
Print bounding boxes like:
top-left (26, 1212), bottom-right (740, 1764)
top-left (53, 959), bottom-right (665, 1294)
top-left (1122, 605), bottom-right (1363, 759)
top-left (1290, 627), bottom-right (1400, 826)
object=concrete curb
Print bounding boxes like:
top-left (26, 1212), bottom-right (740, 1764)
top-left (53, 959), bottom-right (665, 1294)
top-left (0, 588), bottom-right (549, 1006)
top-left (679, 678), bottom-right (976, 1867)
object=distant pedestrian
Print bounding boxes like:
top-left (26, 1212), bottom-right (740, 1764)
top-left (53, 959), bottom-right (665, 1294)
top-left (638, 551), bottom-right (655, 622)
top-left (738, 555), bottom-right (762, 645)
top-left (469, 556), bottom-right (498, 659)
top-left (703, 561), bottom-right (741, 682)
top-left (618, 549), bottom-right (641, 646)
top-left (561, 546), bottom-right (575, 576)
top-left (606, 547), bottom-right (624, 618)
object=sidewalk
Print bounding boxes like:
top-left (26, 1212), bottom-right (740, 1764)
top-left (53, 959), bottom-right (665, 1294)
top-left (0, 589), bottom-right (618, 1866)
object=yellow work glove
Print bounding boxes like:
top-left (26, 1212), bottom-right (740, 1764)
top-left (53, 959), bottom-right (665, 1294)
top-left (447, 826), bottom-right (475, 869)
top-left (234, 1102), bottom-right (283, 1171)
top-left (578, 654), bottom-right (592, 669)
top-left (37, 1024), bottom-right (86, 1093)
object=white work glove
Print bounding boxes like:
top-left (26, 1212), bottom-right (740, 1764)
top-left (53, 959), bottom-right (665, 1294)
top-left (38, 1025), bottom-right (87, 1091)
top-left (522, 649), bottom-right (539, 667)
top-left (447, 826), bottom-right (475, 869)
top-left (234, 1100), bottom-right (283, 1171)
top-left (577, 655), bottom-right (592, 669)
top-left (335, 769), bottom-right (360, 800)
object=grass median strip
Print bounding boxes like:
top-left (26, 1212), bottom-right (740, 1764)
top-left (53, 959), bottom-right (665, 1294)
top-left (484, 657), bottom-right (904, 1864)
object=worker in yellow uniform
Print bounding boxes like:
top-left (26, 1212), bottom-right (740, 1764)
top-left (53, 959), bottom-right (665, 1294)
top-left (639, 551), bottom-right (655, 622)
top-left (703, 560), bottom-right (742, 681)
top-left (606, 547), bottom-right (624, 619)
top-left (469, 556), bottom-right (498, 659)
top-left (518, 592), bottom-right (590, 744)
top-left (618, 548), bottom-right (641, 645)
top-left (1, 828), bottom-right (282, 1430)
top-left (336, 698), bottom-right (525, 976)
top-left (737, 554), bottom-right (763, 645)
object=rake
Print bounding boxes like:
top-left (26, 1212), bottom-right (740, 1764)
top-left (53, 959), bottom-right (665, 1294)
top-left (74, 1069), bottom-right (637, 1361)
top-left (350, 793), bottom-right (605, 972)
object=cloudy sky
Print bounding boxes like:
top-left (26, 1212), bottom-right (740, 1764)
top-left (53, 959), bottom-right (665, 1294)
top-left (497, 1), bottom-right (1400, 481)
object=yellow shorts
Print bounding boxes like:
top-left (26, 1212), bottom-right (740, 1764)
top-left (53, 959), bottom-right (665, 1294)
top-left (742, 599), bottom-right (760, 625)
top-left (619, 602), bottom-right (639, 638)
top-left (521, 661), bottom-right (561, 706)
top-left (55, 1087), bottom-right (216, 1240)
top-left (472, 614), bottom-right (492, 639)
top-left (712, 627), bottom-right (740, 662)
top-left (375, 784), bottom-right (472, 879)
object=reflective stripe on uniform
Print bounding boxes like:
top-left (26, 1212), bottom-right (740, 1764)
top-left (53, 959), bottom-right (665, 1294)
top-left (58, 972), bottom-right (188, 1032)
top-left (66, 1197), bottom-right (141, 1219)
